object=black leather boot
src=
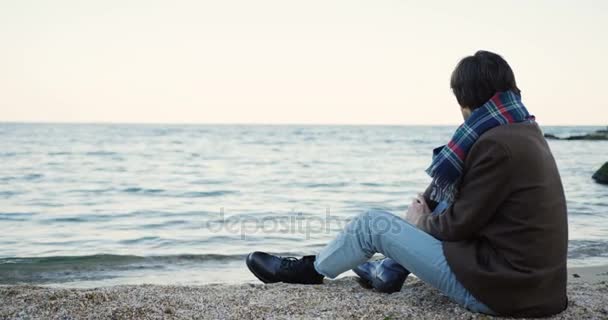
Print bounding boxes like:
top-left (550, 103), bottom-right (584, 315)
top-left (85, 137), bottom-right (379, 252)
top-left (246, 251), bottom-right (324, 284)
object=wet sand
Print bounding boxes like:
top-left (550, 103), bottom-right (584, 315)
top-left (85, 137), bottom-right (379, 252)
top-left (1, 266), bottom-right (607, 319)
top-left (568, 265), bottom-right (608, 284)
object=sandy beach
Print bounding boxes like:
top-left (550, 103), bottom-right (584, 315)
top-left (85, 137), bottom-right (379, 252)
top-left (1, 266), bottom-right (607, 320)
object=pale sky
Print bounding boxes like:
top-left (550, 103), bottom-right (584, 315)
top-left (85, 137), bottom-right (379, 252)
top-left (1, 0), bottom-right (606, 125)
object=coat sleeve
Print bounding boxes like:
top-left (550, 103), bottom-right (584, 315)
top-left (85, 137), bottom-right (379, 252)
top-left (417, 139), bottom-right (512, 241)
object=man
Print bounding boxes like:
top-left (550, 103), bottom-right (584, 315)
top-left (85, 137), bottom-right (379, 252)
top-left (246, 50), bottom-right (568, 317)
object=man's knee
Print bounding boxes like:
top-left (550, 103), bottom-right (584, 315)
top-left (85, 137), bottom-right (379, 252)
top-left (356, 209), bottom-right (399, 234)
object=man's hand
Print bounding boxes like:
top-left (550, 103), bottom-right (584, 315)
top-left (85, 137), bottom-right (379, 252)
top-left (404, 193), bottom-right (431, 227)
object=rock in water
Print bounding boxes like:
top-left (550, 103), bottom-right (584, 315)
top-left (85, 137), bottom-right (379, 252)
top-left (543, 127), bottom-right (608, 141)
top-left (592, 162), bottom-right (608, 185)
top-left (544, 133), bottom-right (560, 140)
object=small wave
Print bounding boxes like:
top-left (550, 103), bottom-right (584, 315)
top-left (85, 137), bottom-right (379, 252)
top-left (120, 188), bottom-right (234, 198)
top-left (303, 182), bottom-right (348, 188)
top-left (24, 173), bottom-right (44, 180)
top-left (177, 190), bottom-right (237, 198)
top-left (118, 236), bottom-right (163, 245)
top-left (24, 201), bottom-right (63, 207)
top-left (140, 220), bottom-right (189, 229)
top-left (0, 253), bottom-right (249, 284)
top-left (0, 152), bottom-right (18, 157)
top-left (568, 240), bottom-right (608, 259)
top-left (190, 179), bottom-right (229, 185)
top-left (111, 210), bottom-right (211, 219)
top-left (411, 139), bottom-right (428, 144)
top-left (123, 187), bottom-right (165, 194)
top-left (0, 212), bottom-right (36, 221)
top-left (47, 151), bottom-right (71, 156)
top-left (0, 191), bottom-right (22, 198)
top-left (67, 188), bottom-right (115, 194)
top-left (93, 166), bottom-right (127, 173)
top-left (360, 182), bottom-right (383, 187)
top-left (0, 174), bottom-right (43, 182)
top-left (40, 214), bottom-right (117, 223)
top-left (242, 139), bottom-right (273, 145)
top-left (0, 253), bottom-right (255, 268)
top-left (42, 217), bottom-right (87, 223)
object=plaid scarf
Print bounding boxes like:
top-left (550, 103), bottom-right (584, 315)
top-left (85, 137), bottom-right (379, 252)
top-left (425, 91), bottom-right (535, 204)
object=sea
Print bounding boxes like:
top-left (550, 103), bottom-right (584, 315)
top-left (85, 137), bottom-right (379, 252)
top-left (1, 123), bottom-right (607, 287)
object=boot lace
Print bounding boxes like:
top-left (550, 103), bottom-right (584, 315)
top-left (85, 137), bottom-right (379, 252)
top-left (279, 257), bottom-right (300, 271)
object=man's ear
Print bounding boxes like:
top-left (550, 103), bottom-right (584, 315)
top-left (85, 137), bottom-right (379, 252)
top-left (461, 107), bottom-right (472, 121)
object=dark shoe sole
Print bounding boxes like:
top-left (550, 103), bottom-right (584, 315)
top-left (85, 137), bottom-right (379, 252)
top-left (246, 252), bottom-right (278, 284)
top-left (352, 268), bottom-right (373, 289)
top-left (373, 280), bottom-right (404, 294)
top-left (355, 276), bottom-right (373, 289)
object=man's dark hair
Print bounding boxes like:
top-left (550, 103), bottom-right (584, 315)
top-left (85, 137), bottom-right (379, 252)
top-left (450, 50), bottom-right (521, 109)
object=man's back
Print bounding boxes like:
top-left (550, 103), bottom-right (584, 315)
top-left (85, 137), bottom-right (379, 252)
top-left (421, 122), bottom-right (568, 317)
top-left (480, 122), bottom-right (568, 272)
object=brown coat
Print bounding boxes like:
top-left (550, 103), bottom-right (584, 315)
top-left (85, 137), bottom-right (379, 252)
top-left (418, 122), bottom-right (568, 317)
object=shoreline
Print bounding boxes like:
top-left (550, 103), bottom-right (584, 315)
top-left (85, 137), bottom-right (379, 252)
top-left (2, 266), bottom-right (607, 319)
top-left (568, 265), bottom-right (608, 284)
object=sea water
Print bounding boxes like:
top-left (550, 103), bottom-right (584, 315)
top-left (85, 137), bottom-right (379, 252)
top-left (1, 123), bottom-right (606, 287)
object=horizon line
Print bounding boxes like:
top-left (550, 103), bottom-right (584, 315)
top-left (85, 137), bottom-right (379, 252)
top-left (0, 120), bottom-right (606, 127)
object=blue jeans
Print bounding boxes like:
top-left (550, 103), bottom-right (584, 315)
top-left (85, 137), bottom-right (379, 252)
top-left (313, 206), bottom-right (495, 315)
